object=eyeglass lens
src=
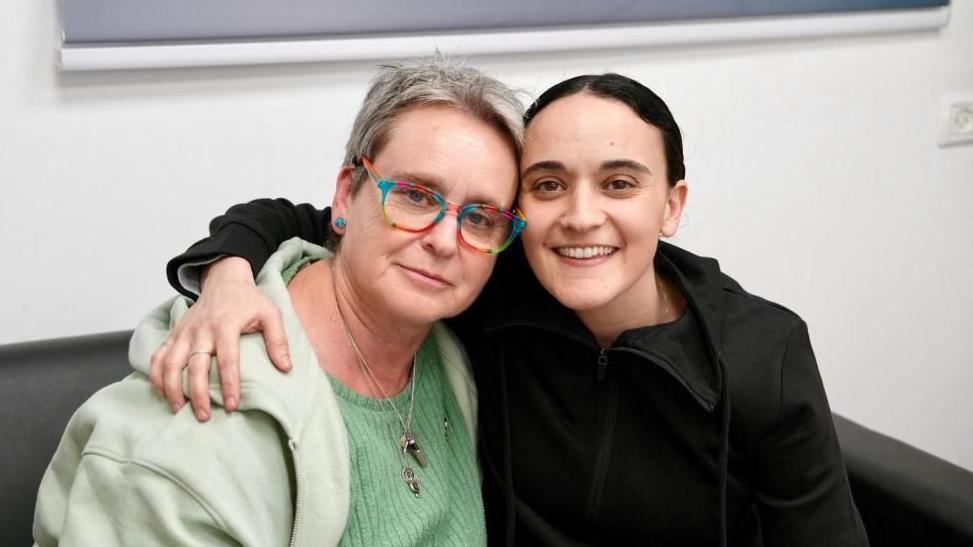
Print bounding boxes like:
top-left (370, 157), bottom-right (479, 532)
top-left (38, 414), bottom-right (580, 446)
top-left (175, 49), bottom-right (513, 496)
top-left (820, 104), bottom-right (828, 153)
top-left (384, 185), bottom-right (514, 251)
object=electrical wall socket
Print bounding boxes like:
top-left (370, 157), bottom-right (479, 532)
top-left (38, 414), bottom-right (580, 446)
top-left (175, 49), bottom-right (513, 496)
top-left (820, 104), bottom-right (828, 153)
top-left (939, 94), bottom-right (973, 147)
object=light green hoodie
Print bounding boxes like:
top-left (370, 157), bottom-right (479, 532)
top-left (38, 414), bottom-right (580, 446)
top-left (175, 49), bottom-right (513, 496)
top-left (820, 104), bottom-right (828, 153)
top-left (33, 238), bottom-right (478, 547)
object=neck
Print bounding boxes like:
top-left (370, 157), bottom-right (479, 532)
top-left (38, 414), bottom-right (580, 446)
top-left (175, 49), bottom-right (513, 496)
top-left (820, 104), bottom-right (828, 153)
top-left (288, 258), bottom-right (428, 396)
top-left (576, 266), bottom-right (679, 348)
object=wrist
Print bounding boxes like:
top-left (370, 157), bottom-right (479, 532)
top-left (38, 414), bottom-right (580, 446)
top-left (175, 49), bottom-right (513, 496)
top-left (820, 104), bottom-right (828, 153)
top-left (201, 256), bottom-right (255, 290)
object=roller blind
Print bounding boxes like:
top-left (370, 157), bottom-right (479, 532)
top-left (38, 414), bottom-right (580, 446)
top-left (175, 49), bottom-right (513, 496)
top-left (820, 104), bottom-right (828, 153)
top-left (57, 0), bottom-right (950, 71)
top-left (60, 0), bottom-right (947, 43)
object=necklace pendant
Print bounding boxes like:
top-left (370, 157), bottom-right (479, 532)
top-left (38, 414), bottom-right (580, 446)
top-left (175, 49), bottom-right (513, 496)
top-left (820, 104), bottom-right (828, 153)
top-left (399, 431), bottom-right (429, 468)
top-left (401, 465), bottom-right (421, 497)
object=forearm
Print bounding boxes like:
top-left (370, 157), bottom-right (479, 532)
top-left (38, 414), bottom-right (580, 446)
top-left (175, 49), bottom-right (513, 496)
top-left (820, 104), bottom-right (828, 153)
top-left (201, 256), bottom-right (253, 292)
top-left (166, 198), bottom-right (330, 297)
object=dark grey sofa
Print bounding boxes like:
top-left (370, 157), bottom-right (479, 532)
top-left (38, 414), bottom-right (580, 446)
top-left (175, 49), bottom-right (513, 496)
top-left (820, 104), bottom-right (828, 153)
top-left (1, 332), bottom-right (132, 547)
top-left (2, 332), bottom-right (972, 547)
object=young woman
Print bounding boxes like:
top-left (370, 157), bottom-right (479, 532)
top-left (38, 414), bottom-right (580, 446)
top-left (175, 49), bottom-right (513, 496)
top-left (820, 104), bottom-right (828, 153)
top-left (153, 74), bottom-right (868, 546)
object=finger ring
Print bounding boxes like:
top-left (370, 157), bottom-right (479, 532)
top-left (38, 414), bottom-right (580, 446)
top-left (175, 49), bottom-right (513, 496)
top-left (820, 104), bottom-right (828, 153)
top-left (188, 350), bottom-right (213, 359)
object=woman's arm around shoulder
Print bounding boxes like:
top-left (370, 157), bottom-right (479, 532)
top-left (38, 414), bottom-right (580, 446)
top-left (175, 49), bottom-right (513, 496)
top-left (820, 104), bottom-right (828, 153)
top-left (154, 198), bottom-right (328, 418)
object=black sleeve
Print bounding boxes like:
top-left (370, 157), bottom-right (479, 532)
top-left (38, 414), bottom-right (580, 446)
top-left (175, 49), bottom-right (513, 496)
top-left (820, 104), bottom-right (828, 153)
top-left (165, 198), bottom-right (331, 299)
top-left (752, 322), bottom-right (870, 546)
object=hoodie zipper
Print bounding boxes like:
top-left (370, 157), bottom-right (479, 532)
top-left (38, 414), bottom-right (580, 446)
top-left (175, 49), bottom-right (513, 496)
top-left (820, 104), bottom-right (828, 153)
top-left (487, 322), bottom-right (689, 533)
top-left (597, 348), bottom-right (609, 381)
top-left (488, 322), bottom-right (624, 530)
top-left (288, 438), bottom-right (303, 547)
top-left (585, 348), bottom-right (619, 527)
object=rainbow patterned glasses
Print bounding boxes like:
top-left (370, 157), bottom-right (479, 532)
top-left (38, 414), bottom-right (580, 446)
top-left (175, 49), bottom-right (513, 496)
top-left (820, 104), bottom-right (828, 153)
top-left (361, 157), bottom-right (526, 254)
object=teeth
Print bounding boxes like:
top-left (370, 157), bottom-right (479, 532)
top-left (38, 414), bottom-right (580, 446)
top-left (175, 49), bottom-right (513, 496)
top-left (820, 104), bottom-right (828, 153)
top-left (555, 246), bottom-right (617, 259)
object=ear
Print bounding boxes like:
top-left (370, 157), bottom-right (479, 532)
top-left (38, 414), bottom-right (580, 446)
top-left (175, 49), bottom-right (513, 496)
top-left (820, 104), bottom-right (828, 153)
top-left (661, 180), bottom-right (688, 238)
top-left (331, 165), bottom-right (357, 234)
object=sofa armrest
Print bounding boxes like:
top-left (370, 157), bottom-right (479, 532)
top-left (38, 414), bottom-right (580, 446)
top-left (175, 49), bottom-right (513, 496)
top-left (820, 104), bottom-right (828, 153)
top-left (0, 331), bottom-right (133, 547)
top-left (834, 414), bottom-right (973, 547)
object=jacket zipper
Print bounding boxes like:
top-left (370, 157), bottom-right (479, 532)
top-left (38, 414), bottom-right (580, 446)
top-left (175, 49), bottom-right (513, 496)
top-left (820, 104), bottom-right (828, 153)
top-left (585, 349), bottom-right (620, 527)
top-left (288, 438), bottom-right (303, 547)
top-left (597, 348), bottom-right (608, 381)
top-left (487, 322), bottom-right (688, 532)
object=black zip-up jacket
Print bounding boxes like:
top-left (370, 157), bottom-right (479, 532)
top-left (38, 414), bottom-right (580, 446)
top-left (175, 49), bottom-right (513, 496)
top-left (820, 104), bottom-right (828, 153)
top-left (166, 199), bottom-right (868, 547)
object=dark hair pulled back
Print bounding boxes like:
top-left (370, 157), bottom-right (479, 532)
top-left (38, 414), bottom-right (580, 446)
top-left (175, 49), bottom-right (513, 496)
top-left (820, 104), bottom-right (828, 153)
top-left (523, 74), bottom-right (685, 185)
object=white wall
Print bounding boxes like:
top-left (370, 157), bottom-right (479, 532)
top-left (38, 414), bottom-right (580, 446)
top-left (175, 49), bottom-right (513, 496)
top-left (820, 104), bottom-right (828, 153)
top-left (2, 0), bottom-right (971, 470)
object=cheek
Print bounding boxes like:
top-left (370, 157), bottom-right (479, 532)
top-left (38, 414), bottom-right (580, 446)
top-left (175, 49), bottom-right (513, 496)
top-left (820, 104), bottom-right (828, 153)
top-left (520, 228), bottom-right (549, 271)
top-left (340, 226), bottom-right (411, 281)
top-left (614, 198), bottom-right (665, 236)
top-left (449, 254), bottom-right (495, 307)
top-left (345, 202), bottom-right (407, 250)
top-left (463, 254), bottom-right (497, 288)
top-left (519, 201), bottom-right (559, 244)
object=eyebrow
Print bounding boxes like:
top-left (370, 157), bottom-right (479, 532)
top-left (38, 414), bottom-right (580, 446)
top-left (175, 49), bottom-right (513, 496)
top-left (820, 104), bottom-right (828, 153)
top-left (601, 159), bottom-right (652, 175)
top-left (521, 159), bottom-right (652, 178)
top-left (389, 171), bottom-right (446, 191)
top-left (387, 170), bottom-right (505, 209)
top-left (520, 160), bottom-right (566, 179)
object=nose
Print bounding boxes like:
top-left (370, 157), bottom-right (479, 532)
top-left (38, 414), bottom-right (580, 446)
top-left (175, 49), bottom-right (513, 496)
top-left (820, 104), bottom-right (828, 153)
top-left (420, 210), bottom-right (460, 258)
top-left (559, 186), bottom-right (605, 232)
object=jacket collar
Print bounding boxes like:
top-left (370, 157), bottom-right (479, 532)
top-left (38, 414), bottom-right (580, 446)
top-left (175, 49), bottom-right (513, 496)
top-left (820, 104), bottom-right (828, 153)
top-left (483, 240), bottom-right (728, 412)
top-left (655, 241), bottom-right (727, 365)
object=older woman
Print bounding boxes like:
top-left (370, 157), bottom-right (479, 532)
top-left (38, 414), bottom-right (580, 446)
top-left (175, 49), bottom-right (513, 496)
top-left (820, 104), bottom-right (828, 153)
top-left (33, 59), bottom-right (526, 546)
top-left (150, 75), bottom-right (868, 546)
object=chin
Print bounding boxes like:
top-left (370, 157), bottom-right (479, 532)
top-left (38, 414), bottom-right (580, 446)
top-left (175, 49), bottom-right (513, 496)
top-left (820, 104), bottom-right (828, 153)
top-left (388, 293), bottom-right (464, 325)
top-left (546, 283), bottom-right (616, 313)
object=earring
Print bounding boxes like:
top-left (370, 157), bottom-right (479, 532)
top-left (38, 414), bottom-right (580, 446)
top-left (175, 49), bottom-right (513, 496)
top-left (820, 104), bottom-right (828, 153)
top-left (335, 217), bottom-right (346, 229)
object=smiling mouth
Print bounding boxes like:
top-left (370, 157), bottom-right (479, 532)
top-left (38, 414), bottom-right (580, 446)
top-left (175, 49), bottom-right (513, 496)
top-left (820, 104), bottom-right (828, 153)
top-left (554, 246), bottom-right (619, 259)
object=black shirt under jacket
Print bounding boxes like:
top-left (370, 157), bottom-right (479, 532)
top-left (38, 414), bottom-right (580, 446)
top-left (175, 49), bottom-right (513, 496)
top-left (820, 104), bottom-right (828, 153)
top-left (166, 198), bottom-right (869, 547)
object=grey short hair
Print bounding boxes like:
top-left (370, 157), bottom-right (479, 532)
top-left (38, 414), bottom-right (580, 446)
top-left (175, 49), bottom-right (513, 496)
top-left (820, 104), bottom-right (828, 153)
top-left (343, 56), bottom-right (525, 195)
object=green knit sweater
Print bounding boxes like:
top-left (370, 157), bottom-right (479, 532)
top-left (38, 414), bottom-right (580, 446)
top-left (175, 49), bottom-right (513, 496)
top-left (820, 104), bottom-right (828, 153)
top-left (329, 339), bottom-right (484, 546)
top-left (283, 258), bottom-right (485, 546)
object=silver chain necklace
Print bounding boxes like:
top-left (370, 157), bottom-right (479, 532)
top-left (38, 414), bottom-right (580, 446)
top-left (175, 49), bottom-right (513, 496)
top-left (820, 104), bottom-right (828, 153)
top-left (657, 273), bottom-right (670, 323)
top-left (331, 263), bottom-right (428, 497)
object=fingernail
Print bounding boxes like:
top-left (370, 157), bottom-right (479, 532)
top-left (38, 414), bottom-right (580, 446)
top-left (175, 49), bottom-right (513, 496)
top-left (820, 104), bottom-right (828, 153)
top-left (170, 403), bottom-right (181, 414)
top-left (225, 396), bottom-right (236, 411)
top-left (196, 408), bottom-right (210, 421)
top-left (284, 355), bottom-right (293, 371)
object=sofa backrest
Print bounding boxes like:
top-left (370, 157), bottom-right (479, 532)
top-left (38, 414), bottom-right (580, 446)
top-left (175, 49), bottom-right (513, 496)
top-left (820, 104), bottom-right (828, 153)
top-left (834, 414), bottom-right (973, 547)
top-left (4, 331), bottom-right (973, 547)
top-left (0, 331), bottom-right (132, 547)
